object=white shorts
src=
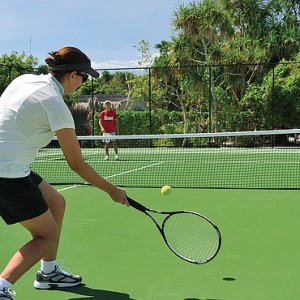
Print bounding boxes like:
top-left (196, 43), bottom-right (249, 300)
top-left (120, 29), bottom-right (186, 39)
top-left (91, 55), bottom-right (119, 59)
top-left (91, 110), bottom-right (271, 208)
top-left (102, 132), bottom-right (116, 143)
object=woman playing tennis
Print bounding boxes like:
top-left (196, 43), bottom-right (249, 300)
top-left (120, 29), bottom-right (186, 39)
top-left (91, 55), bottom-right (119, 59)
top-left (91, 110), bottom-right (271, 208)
top-left (0, 46), bottom-right (128, 300)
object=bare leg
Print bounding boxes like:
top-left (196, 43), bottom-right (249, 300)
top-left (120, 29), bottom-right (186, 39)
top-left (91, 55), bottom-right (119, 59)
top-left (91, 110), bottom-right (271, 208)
top-left (113, 142), bottom-right (118, 155)
top-left (104, 143), bottom-right (109, 156)
top-left (37, 180), bottom-right (66, 261)
top-left (0, 210), bottom-right (59, 284)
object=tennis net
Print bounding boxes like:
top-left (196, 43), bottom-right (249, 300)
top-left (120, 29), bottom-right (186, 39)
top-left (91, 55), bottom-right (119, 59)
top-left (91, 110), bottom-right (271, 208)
top-left (30, 129), bottom-right (300, 189)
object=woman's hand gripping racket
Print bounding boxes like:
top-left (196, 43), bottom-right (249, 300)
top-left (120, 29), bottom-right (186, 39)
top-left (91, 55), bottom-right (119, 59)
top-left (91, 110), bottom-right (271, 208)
top-left (127, 197), bottom-right (221, 264)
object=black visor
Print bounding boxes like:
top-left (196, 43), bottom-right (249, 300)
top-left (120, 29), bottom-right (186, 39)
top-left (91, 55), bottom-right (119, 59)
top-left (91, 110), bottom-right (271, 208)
top-left (49, 62), bottom-right (99, 78)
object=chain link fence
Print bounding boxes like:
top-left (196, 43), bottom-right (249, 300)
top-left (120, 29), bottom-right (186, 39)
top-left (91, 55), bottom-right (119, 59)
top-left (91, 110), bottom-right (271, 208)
top-left (1, 62), bottom-right (300, 137)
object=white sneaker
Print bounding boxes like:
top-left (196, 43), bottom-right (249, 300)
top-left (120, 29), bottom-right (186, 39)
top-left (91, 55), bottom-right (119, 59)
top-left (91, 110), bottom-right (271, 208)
top-left (104, 155), bottom-right (109, 161)
top-left (0, 288), bottom-right (16, 300)
top-left (115, 155), bottom-right (119, 161)
top-left (33, 265), bottom-right (82, 289)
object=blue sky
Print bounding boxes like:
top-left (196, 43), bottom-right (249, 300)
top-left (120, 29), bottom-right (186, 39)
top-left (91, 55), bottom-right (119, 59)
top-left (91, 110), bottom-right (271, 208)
top-left (0, 0), bottom-right (190, 69)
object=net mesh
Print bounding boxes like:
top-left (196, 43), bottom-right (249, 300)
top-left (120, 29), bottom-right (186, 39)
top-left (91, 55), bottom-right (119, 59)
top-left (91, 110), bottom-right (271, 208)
top-left (30, 129), bottom-right (300, 189)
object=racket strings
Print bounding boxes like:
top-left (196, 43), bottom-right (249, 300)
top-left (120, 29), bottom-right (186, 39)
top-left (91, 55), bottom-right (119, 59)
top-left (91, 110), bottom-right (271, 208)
top-left (163, 213), bottom-right (220, 263)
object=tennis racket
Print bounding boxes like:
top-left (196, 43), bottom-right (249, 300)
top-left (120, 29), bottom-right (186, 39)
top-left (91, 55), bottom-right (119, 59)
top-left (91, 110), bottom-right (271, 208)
top-left (127, 197), bottom-right (221, 264)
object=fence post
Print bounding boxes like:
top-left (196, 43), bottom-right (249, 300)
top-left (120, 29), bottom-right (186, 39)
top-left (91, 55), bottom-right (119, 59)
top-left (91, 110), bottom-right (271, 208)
top-left (271, 64), bottom-right (275, 147)
top-left (148, 67), bottom-right (152, 134)
top-left (91, 78), bottom-right (95, 135)
top-left (208, 64), bottom-right (212, 133)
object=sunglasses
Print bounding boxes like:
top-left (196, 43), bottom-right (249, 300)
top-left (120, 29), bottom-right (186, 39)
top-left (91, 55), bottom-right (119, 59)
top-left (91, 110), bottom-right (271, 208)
top-left (76, 72), bottom-right (88, 83)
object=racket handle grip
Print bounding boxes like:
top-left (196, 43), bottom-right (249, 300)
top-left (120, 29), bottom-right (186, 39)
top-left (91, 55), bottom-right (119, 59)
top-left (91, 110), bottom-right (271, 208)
top-left (127, 197), bottom-right (147, 212)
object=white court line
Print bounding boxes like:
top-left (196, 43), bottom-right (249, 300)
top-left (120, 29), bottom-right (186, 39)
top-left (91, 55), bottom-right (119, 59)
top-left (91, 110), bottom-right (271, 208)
top-left (105, 161), bottom-right (164, 179)
top-left (57, 161), bottom-right (164, 192)
top-left (58, 185), bottom-right (80, 192)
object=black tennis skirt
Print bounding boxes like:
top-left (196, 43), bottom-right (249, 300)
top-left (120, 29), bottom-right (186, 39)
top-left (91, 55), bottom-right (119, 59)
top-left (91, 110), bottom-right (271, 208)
top-left (0, 171), bottom-right (48, 224)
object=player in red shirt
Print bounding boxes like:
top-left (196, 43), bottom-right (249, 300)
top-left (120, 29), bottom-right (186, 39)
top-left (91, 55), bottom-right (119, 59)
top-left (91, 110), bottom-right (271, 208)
top-left (98, 100), bottom-right (119, 160)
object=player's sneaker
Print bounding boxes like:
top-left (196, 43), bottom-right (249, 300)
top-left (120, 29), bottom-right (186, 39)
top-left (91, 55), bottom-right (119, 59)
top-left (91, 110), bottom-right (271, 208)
top-left (104, 155), bottom-right (109, 161)
top-left (33, 265), bottom-right (82, 289)
top-left (115, 154), bottom-right (119, 161)
top-left (0, 288), bottom-right (16, 300)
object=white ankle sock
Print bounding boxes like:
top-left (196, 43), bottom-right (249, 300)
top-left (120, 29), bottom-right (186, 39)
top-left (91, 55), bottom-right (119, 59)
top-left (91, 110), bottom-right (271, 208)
top-left (0, 278), bottom-right (12, 289)
top-left (41, 260), bottom-right (56, 274)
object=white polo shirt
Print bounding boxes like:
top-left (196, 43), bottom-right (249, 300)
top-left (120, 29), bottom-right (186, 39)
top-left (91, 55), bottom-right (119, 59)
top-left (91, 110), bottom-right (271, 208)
top-left (0, 73), bottom-right (75, 178)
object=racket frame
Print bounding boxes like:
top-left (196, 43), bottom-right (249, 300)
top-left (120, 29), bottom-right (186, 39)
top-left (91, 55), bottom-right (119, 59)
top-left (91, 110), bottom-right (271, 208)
top-left (127, 197), bottom-right (221, 264)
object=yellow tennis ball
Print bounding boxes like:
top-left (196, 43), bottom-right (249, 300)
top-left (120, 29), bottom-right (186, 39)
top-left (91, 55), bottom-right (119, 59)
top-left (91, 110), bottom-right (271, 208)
top-left (161, 185), bottom-right (171, 196)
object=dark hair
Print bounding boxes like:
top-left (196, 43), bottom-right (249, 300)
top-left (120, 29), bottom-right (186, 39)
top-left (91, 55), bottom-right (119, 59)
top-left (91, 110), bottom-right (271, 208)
top-left (45, 46), bottom-right (99, 79)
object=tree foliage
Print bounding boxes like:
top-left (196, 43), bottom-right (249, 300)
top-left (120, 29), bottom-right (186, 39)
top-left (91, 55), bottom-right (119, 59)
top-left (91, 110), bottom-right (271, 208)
top-left (1, 0), bottom-right (300, 135)
top-left (151, 0), bottom-right (300, 131)
top-left (0, 51), bottom-right (38, 94)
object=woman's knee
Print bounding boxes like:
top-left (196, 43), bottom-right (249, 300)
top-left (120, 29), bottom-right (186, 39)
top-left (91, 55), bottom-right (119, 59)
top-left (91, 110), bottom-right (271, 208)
top-left (39, 181), bottom-right (66, 213)
top-left (21, 210), bottom-right (60, 243)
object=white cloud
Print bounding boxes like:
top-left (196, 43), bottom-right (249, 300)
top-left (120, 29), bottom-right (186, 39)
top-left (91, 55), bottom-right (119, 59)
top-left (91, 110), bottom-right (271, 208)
top-left (92, 59), bottom-right (140, 70)
top-left (91, 49), bottom-right (161, 71)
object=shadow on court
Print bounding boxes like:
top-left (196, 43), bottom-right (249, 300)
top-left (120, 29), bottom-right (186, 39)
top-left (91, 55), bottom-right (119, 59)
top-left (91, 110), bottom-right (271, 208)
top-left (47, 285), bottom-right (225, 300)
top-left (52, 284), bottom-right (138, 300)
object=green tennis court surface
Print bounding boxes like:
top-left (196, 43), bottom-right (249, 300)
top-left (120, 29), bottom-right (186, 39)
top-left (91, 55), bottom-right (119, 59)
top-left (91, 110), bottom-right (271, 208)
top-left (1, 186), bottom-right (300, 299)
